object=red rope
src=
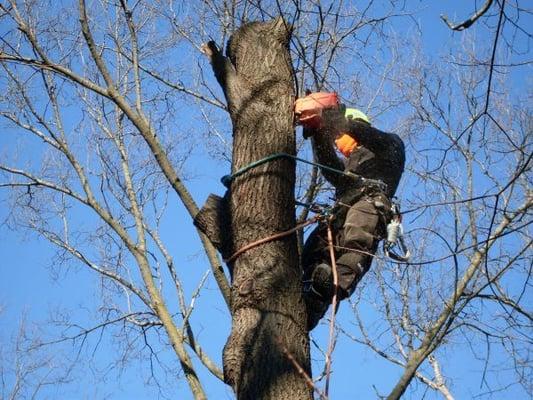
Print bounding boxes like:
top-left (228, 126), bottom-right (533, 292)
top-left (224, 215), bottom-right (322, 264)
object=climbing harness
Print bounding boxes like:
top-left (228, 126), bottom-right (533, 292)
top-left (221, 153), bottom-right (408, 264)
top-left (383, 201), bottom-right (411, 262)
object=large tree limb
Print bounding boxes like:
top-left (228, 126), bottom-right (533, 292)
top-left (203, 18), bottom-right (313, 399)
top-left (201, 40), bottom-right (248, 114)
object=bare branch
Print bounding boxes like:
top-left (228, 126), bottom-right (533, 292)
top-left (441, 0), bottom-right (494, 31)
top-left (386, 198), bottom-right (533, 400)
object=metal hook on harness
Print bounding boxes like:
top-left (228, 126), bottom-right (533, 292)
top-left (383, 202), bottom-right (411, 262)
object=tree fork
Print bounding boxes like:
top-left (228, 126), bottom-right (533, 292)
top-left (202, 18), bottom-right (313, 399)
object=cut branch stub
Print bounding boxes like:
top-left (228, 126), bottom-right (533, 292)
top-left (194, 193), bottom-right (231, 259)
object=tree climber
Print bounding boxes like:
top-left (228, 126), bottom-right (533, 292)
top-left (297, 97), bottom-right (406, 330)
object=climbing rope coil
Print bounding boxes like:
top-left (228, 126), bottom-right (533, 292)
top-left (221, 153), bottom-right (411, 263)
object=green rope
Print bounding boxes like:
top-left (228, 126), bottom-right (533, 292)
top-left (221, 152), bottom-right (358, 188)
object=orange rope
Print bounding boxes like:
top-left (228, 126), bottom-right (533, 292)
top-left (324, 218), bottom-right (339, 396)
top-left (224, 215), bottom-right (322, 264)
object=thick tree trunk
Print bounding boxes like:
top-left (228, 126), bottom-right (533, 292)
top-left (202, 18), bottom-right (312, 399)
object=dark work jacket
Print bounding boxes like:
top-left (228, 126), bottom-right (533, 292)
top-left (311, 121), bottom-right (405, 200)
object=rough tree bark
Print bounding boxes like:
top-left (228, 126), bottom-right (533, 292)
top-left (198, 18), bottom-right (313, 400)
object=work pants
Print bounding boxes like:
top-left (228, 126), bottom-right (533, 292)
top-left (302, 191), bottom-right (391, 299)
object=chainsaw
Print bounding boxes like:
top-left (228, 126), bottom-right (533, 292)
top-left (294, 92), bottom-right (345, 137)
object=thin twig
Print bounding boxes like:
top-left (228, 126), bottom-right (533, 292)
top-left (277, 338), bottom-right (329, 400)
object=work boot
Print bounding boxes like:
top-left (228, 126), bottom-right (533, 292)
top-left (309, 263), bottom-right (333, 300)
top-left (302, 263), bottom-right (333, 330)
top-left (304, 294), bottom-right (329, 330)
